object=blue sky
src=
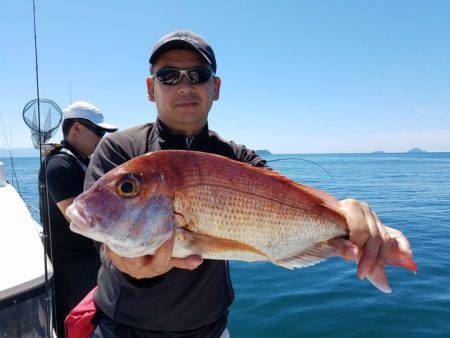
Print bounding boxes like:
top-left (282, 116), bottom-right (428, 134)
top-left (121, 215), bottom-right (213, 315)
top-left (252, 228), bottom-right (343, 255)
top-left (1, 0), bottom-right (449, 153)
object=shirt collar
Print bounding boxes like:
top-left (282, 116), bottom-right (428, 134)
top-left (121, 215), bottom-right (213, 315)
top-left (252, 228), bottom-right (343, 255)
top-left (155, 118), bottom-right (210, 150)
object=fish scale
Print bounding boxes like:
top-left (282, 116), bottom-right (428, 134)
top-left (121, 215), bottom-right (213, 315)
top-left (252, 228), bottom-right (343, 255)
top-left (167, 152), bottom-right (348, 262)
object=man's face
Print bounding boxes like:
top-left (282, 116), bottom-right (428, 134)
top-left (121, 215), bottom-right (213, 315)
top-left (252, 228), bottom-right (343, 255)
top-left (82, 128), bottom-right (102, 156)
top-left (71, 121), bottom-right (102, 156)
top-left (146, 49), bottom-right (221, 135)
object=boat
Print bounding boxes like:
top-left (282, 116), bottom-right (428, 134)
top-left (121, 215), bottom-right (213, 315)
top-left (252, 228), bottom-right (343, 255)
top-left (0, 161), bottom-right (54, 337)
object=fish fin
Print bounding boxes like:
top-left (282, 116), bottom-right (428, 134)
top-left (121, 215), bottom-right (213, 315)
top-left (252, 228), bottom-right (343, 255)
top-left (273, 243), bottom-right (335, 269)
top-left (367, 265), bottom-right (392, 293)
top-left (387, 240), bottom-right (418, 273)
top-left (366, 241), bottom-right (417, 293)
top-left (175, 228), bottom-right (269, 261)
top-left (290, 182), bottom-right (341, 212)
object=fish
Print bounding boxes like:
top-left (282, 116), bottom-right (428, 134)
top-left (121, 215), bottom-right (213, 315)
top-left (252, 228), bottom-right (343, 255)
top-left (67, 150), bottom-right (417, 293)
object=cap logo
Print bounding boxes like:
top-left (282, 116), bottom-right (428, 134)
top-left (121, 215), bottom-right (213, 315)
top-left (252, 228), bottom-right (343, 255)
top-left (167, 35), bottom-right (200, 44)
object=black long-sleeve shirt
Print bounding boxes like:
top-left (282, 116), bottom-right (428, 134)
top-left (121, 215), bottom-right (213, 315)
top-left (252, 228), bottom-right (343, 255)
top-left (84, 119), bottom-right (267, 337)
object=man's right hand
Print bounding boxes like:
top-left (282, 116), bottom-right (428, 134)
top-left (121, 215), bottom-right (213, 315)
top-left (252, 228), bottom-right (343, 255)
top-left (104, 234), bottom-right (203, 279)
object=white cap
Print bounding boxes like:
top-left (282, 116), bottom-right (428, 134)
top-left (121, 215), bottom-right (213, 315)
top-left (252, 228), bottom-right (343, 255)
top-left (63, 101), bottom-right (118, 132)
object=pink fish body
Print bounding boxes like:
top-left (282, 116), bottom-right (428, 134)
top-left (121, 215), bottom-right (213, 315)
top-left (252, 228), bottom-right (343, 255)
top-left (67, 150), bottom-right (416, 293)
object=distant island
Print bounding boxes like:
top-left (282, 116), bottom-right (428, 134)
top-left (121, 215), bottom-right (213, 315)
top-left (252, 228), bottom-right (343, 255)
top-left (372, 151), bottom-right (386, 154)
top-left (255, 149), bottom-right (272, 155)
top-left (406, 148), bottom-right (427, 153)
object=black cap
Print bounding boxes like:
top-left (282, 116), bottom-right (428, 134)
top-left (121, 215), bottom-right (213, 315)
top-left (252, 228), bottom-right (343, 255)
top-left (149, 30), bottom-right (217, 73)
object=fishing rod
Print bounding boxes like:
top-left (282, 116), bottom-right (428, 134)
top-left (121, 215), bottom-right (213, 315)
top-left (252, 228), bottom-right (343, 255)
top-left (266, 157), bottom-right (337, 183)
top-left (31, 0), bottom-right (53, 336)
top-left (22, 103), bottom-right (63, 338)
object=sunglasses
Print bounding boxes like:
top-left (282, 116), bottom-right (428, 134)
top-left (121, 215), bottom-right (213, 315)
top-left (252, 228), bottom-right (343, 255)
top-left (76, 120), bottom-right (106, 137)
top-left (154, 66), bottom-right (214, 86)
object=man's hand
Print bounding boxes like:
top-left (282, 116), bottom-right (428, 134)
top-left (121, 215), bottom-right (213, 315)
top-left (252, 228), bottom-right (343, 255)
top-left (104, 234), bottom-right (203, 279)
top-left (338, 198), bottom-right (413, 279)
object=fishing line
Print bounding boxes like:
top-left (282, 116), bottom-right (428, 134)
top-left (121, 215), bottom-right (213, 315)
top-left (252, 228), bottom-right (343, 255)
top-left (0, 116), bottom-right (22, 195)
top-left (266, 157), bottom-right (337, 183)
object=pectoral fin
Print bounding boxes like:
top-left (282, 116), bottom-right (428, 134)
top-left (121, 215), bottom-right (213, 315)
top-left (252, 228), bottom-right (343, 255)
top-left (174, 227), bottom-right (269, 261)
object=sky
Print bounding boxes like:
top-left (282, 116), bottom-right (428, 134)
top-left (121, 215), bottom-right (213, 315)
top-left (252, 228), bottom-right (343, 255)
top-left (0, 0), bottom-right (449, 153)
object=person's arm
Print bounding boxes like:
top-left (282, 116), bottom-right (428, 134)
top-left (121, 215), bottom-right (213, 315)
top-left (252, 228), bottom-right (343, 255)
top-left (85, 136), bottom-right (202, 283)
top-left (230, 142), bottom-right (268, 168)
top-left (46, 156), bottom-right (83, 217)
top-left (56, 197), bottom-right (76, 222)
top-left (84, 136), bottom-right (129, 191)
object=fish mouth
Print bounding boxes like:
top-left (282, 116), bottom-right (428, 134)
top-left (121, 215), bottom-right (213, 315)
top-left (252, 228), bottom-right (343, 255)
top-left (67, 203), bottom-right (173, 258)
top-left (67, 205), bottom-right (112, 246)
top-left (66, 203), bottom-right (91, 233)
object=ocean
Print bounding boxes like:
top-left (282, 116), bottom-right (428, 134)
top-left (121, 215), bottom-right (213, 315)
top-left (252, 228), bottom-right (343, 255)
top-left (1, 153), bottom-right (449, 337)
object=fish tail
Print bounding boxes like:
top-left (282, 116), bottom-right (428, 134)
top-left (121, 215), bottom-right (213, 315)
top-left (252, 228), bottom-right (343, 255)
top-left (386, 240), bottom-right (418, 273)
top-left (329, 237), bottom-right (417, 293)
top-left (367, 240), bottom-right (417, 293)
top-left (367, 265), bottom-right (391, 293)
top-left (329, 238), bottom-right (393, 293)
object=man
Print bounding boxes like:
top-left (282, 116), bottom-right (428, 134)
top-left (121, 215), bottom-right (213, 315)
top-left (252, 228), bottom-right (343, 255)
top-left (84, 30), bottom-right (412, 337)
top-left (39, 101), bottom-right (117, 337)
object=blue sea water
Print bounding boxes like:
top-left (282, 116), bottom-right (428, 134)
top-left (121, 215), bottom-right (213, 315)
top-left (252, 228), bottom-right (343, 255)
top-left (1, 153), bottom-right (450, 337)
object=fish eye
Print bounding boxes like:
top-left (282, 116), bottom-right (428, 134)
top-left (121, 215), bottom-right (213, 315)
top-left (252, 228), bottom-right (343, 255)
top-left (116, 175), bottom-right (140, 198)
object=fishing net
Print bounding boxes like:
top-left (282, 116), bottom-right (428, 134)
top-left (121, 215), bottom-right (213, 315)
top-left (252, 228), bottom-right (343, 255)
top-left (22, 99), bottom-right (62, 149)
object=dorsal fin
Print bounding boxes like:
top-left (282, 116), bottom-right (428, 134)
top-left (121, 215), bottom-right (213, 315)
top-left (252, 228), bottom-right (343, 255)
top-left (229, 159), bottom-right (343, 217)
